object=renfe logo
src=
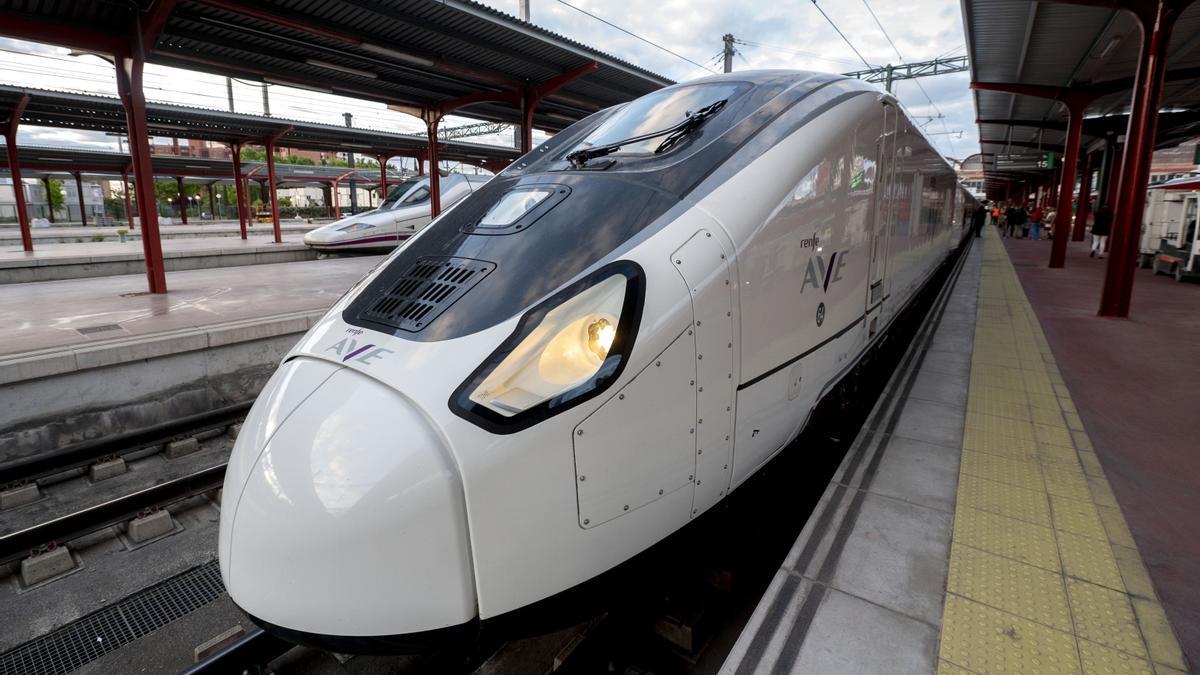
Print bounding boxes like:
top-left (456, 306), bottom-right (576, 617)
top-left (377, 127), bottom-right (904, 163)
top-left (801, 250), bottom-right (848, 293)
top-left (325, 338), bottom-right (393, 366)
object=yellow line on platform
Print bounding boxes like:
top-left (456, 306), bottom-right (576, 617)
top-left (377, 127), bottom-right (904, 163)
top-left (936, 229), bottom-right (1187, 675)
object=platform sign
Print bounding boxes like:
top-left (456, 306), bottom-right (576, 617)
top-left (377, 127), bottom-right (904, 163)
top-left (995, 152), bottom-right (1056, 171)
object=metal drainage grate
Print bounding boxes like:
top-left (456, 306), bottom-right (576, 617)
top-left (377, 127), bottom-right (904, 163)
top-left (75, 324), bottom-right (123, 336)
top-left (0, 560), bottom-right (225, 675)
top-left (358, 256), bottom-right (495, 332)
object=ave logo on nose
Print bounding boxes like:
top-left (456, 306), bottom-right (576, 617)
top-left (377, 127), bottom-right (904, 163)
top-left (326, 338), bottom-right (394, 365)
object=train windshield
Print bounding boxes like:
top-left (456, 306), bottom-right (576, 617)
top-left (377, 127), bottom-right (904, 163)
top-left (380, 178), bottom-right (425, 210)
top-left (569, 81), bottom-right (750, 158)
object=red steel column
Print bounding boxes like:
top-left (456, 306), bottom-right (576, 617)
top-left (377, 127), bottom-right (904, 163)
top-left (521, 89), bottom-right (536, 154)
top-left (1099, 0), bottom-right (1182, 317)
top-left (115, 53), bottom-right (166, 293)
top-left (1050, 98), bottom-right (1086, 268)
top-left (74, 172), bottom-right (88, 227)
top-left (264, 140), bottom-right (282, 243)
top-left (427, 118), bottom-right (442, 217)
top-left (121, 168), bottom-right (134, 229)
top-left (175, 176), bottom-right (187, 224)
top-left (378, 155), bottom-right (389, 199)
top-left (416, 151), bottom-right (426, 176)
top-left (1073, 152), bottom-right (1094, 241)
top-left (230, 143), bottom-right (247, 239)
top-left (332, 179), bottom-right (341, 216)
top-left (4, 92), bottom-right (32, 251)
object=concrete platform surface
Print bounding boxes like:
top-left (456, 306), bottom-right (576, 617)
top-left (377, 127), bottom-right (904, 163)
top-left (0, 220), bottom-right (320, 244)
top-left (0, 255), bottom-right (381, 358)
top-left (1006, 233), bottom-right (1200, 670)
top-left (0, 234), bottom-right (310, 266)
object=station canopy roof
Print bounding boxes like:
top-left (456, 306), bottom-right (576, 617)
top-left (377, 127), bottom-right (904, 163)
top-left (0, 0), bottom-right (673, 133)
top-left (0, 84), bottom-right (520, 164)
top-left (0, 145), bottom-right (434, 187)
top-left (963, 0), bottom-right (1200, 196)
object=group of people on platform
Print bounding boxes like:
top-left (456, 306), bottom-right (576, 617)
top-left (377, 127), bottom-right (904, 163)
top-left (972, 200), bottom-right (1113, 259)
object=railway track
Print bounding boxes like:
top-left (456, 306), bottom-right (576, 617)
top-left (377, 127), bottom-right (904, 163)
top-left (0, 403), bottom-right (249, 567)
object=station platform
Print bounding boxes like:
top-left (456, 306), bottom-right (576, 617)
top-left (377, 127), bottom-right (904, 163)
top-left (0, 220), bottom-right (319, 246)
top-left (0, 234), bottom-right (320, 283)
top-left (722, 229), bottom-right (1194, 674)
top-left (0, 256), bottom-right (380, 456)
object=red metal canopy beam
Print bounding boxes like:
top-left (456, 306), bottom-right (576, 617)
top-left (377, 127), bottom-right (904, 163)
top-left (116, 53), bottom-right (167, 292)
top-left (0, 12), bottom-right (125, 54)
top-left (262, 126), bottom-right (294, 244)
top-left (229, 143), bottom-right (247, 239)
top-left (970, 81), bottom-right (1099, 269)
top-left (521, 61), bottom-right (599, 153)
top-left (4, 92), bottom-right (32, 252)
top-left (1099, 0), bottom-right (1195, 316)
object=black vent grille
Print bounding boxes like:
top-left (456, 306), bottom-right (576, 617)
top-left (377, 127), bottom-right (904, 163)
top-left (359, 256), bottom-right (496, 332)
top-left (0, 560), bottom-right (225, 675)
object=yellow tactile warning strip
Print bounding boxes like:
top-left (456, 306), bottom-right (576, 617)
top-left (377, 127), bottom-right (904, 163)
top-left (936, 229), bottom-right (1189, 675)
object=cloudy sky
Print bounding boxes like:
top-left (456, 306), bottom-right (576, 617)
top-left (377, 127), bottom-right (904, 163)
top-left (0, 0), bottom-right (976, 161)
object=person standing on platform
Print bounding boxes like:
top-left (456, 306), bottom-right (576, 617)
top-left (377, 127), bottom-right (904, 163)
top-left (1003, 204), bottom-right (1018, 238)
top-left (1019, 206), bottom-right (1031, 239)
top-left (973, 203), bottom-right (987, 238)
top-left (1091, 204), bottom-right (1112, 258)
top-left (1043, 208), bottom-right (1056, 240)
top-left (1030, 205), bottom-right (1044, 240)
top-left (991, 204), bottom-right (1000, 228)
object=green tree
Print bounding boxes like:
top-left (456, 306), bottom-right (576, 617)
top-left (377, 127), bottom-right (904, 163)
top-left (46, 178), bottom-right (64, 212)
top-left (240, 146), bottom-right (267, 162)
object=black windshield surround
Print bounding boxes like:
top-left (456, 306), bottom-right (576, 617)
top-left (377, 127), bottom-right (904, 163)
top-left (341, 72), bottom-right (862, 343)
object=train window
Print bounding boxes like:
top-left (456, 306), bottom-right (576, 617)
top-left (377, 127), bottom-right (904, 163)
top-left (402, 186), bottom-right (430, 204)
top-left (570, 81), bottom-right (750, 157)
top-left (380, 178), bottom-right (423, 209)
top-left (478, 188), bottom-right (554, 227)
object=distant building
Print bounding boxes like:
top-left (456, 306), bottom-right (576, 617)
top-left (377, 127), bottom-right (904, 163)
top-left (956, 153), bottom-right (986, 200)
top-left (1148, 138), bottom-right (1199, 185)
top-left (0, 176), bottom-right (106, 223)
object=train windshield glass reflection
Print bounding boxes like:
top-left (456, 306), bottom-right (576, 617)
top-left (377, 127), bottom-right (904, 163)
top-left (380, 179), bottom-right (424, 209)
top-left (571, 81), bottom-right (749, 157)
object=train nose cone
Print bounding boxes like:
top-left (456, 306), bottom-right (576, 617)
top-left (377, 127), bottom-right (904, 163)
top-left (219, 358), bottom-right (476, 639)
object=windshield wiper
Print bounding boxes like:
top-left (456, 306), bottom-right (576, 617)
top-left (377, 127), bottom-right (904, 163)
top-left (565, 99), bottom-right (727, 168)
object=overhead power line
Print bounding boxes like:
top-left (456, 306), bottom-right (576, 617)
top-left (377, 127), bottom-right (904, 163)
top-left (858, 0), bottom-right (963, 158)
top-left (550, 0), bottom-right (718, 74)
top-left (809, 0), bottom-right (875, 69)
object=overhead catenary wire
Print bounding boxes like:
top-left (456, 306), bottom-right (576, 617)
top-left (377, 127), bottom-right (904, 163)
top-left (732, 39), bottom-right (866, 70)
top-left (809, 0), bottom-right (875, 69)
top-left (858, 0), bottom-right (962, 158)
top-left (550, 0), bottom-right (719, 75)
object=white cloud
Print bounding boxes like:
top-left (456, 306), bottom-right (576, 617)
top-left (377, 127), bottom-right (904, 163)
top-left (0, 0), bottom-right (978, 159)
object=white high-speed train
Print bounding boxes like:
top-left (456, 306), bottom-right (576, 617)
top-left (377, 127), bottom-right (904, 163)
top-left (303, 173), bottom-right (491, 250)
top-left (220, 71), bottom-right (973, 651)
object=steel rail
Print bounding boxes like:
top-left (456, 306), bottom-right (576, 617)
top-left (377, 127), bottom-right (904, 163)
top-left (0, 401), bottom-right (251, 486)
top-left (0, 463), bottom-right (226, 567)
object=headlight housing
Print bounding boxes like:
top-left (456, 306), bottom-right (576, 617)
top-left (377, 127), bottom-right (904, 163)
top-left (337, 222), bottom-right (376, 232)
top-left (450, 261), bottom-right (644, 433)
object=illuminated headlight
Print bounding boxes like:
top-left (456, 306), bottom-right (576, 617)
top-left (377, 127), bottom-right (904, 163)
top-left (451, 261), bottom-right (643, 433)
top-left (337, 222), bottom-right (376, 232)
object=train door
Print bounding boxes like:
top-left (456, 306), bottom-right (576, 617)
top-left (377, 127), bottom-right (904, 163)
top-left (866, 102), bottom-right (898, 337)
top-left (670, 229), bottom-right (736, 518)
